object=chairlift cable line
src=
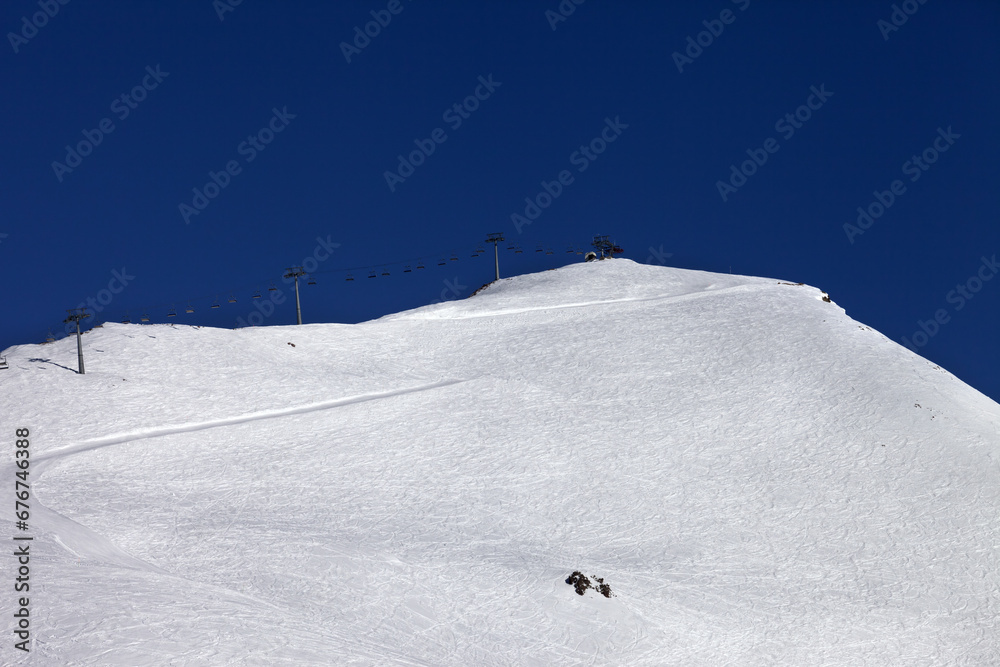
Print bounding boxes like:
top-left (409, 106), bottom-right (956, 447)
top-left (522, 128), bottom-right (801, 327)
top-left (41, 235), bottom-right (617, 340)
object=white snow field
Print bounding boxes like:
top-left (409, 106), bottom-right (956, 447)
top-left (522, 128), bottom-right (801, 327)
top-left (2, 259), bottom-right (998, 665)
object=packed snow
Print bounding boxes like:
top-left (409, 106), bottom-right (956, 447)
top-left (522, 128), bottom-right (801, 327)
top-left (1, 259), bottom-right (998, 665)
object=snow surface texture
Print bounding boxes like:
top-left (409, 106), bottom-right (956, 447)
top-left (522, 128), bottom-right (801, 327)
top-left (2, 259), bottom-right (998, 665)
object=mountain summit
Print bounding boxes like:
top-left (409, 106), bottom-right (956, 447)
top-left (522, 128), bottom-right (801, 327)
top-left (3, 259), bottom-right (998, 665)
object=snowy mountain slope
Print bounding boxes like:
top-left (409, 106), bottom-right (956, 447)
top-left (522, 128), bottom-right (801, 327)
top-left (1, 259), bottom-right (998, 665)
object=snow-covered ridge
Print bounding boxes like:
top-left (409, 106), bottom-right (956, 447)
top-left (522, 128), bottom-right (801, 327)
top-left (1, 259), bottom-right (998, 665)
top-left (383, 259), bottom-right (830, 320)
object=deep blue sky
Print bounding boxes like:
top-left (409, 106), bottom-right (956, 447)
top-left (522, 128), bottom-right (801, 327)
top-left (2, 1), bottom-right (998, 401)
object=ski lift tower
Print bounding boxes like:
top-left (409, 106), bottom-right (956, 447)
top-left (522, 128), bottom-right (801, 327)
top-left (63, 308), bottom-right (92, 374)
top-left (283, 266), bottom-right (307, 325)
top-left (485, 232), bottom-right (504, 281)
top-left (591, 235), bottom-right (615, 259)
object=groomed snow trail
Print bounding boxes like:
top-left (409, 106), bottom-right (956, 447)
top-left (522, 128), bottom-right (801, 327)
top-left (32, 378), bottom-right (468, 464)
top-left (2, 260), bottom-right (998, 665)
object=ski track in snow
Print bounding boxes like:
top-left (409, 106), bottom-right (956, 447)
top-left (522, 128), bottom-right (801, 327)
top-left (32, 377), bottom-right (469, 464)
top-left (2, 260), bottom-right (998, 665)
top-left (389, 281), bottom-right (786, 321)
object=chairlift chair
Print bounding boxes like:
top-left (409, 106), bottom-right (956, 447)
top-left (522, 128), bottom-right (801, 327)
top-left (45, 331), bottom-right (55, 343)
top-left (449, 253), bottom-right (458, 261)
top-left (404, 265), bottom-right (412, 273)
top-left (368, 270), bottom-right (377, 279)
top-left (185, 304), bottom-right (195, 314)
top-left (438, 259), bottom-right (446, 266)
top-left (228, 294), bottom-right (238, 303)
top-left (0, 356), bottom-right (8, 370)
top-left (167, 306), bottom-right (177, 317)
top-left (381, 269), bottom-right (390, 276)
top-left (416, 261), bottom-right (425, 269)
top-left (536, 245), bottom-right (544, 252)
top-left (121, 313), bottom-right (131, 324)
top-left (252, 290), bottom-right (262, 299)
top-left (211, 298), bottom-right (221, 309)
top-left (346, 273), bottom-right (354, 281)
top-left (140, 313), bottom-right (150, 322)
top-left (546, 248), bottom-right (554, 255)
top-left (307, 276), bottom-right (316, 285)
top-left (514, 246), bottom-right (523, 254)
top-left (268, 283), bottom-right (278, 292)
